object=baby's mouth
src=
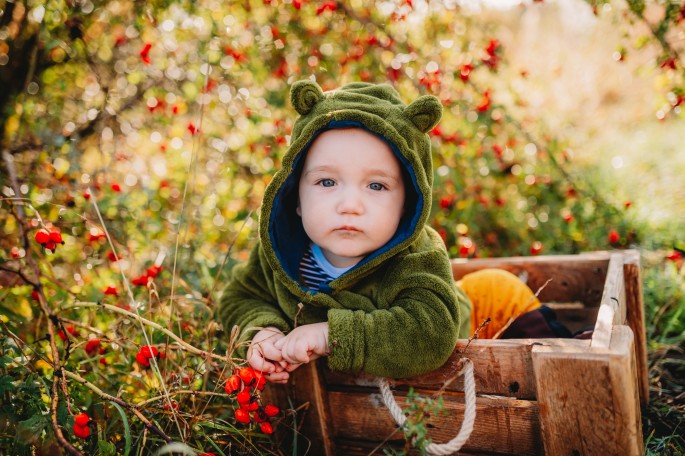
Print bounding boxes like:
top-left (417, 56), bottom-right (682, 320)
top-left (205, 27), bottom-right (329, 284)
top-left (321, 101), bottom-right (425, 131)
top-left (335, 225), bottom-right (361, 233)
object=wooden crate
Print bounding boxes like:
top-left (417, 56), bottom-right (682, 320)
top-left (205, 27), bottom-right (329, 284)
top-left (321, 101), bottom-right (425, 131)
top-left (263, 250), bottom-right (648, 455)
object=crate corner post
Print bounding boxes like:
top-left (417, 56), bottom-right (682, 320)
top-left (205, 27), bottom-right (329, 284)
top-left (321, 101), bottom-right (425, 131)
top-left (532, 325), bottom-right (643, 455)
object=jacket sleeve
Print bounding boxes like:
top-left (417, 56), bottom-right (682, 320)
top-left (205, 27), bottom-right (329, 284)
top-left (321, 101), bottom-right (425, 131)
top-left (326, 229), bottom-right (466, 378)
top-left (217, 244), bottom-right (291, 357)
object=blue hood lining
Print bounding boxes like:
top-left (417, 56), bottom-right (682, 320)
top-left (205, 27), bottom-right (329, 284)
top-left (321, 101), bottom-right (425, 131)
top-left (268, 120), bottom-right (424, 290)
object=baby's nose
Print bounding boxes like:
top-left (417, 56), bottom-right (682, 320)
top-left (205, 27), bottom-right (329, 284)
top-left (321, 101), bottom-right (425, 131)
top-left (336, 187), bottom-right (364, 214)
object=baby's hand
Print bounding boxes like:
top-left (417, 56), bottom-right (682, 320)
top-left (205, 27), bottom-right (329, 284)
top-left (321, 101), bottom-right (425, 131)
top-left (247, 327), bottom-right (291, 383)
top-left (274, 322), bottom-right (329, 365)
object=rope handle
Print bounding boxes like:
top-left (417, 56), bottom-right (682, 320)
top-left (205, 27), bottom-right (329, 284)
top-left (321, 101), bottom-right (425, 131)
top-left (377, 358), bottom-right (477, 455)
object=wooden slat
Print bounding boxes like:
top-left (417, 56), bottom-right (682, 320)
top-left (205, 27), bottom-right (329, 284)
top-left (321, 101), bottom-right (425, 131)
top-left (261, 362), bottom-right (335, 455)
top-left (623, 250), bottom-right (649, 406)
top-left (532, 325), bottom-right (643, 455)
top-left (324, 338), bottom-right (589, 400)
top-left (328, 392), bottom-right (541, 455)
top-left (591, 253), bottom-right (626, 348)
top-left (451, 253), bottom-right (610, 306)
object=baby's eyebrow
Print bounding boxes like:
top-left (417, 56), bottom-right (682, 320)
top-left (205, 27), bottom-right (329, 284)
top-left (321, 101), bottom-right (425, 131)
top-left (365, 169), bottom-right (401, 182)
top-left (302, 165), bottom-right (335, 177)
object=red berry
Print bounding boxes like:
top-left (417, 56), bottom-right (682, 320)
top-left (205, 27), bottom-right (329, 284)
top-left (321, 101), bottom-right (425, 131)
top-left (44, 240), bottom-right (57, 252)
top-left (103, 285), bottom-right (118, 296)
top-left (84, 339), bottom-right (101, 355)
top-left (199, 453), bottom-right (216, 456)
top-left (136, 352), bottom-right (151, 367)
top-left (241, 401), bottom-right (259, 412)
top-left (238, 367), bottom-right (255, 385)
top-left (224, 375), bottom-right (243, 394)
top-left (49, 230), bottom-right (63, 244)
top-left (235, 408), bottom-right (251, 424)
top-left (10, 246), bottom-right (21, 258)
top-left (35, 229), bottom-right (50, 245)
top-left (260, 422), bottom-right (274, 434)
top-left (73, 423), bottom-right (90, 438)
top-left (666, 250), bottom-right (683, 262)
top-left (111, 183), bottom-right (121, 192)
top-left (608, 229), bottom-right (620, 244)
top-left (236, 390), bottom-right (251, 405)
top-left (140, 345), bottom-right (159, 359)
top-left (74, 413), bottom-right (90, 426)
top-left (146, 265), bottom-right (162, 278)
top-left (255, 371), bottom-right (267, 391)
top-left (132, 274), bottom-right (147, 286)
top-left (530, 241), bottom-right (543, 256)
top-left (439, 196), bottom-right (452, 210)
top-left (163, 400), bottom-right (179, 410)
top-left (263, 404), bottom-right (280, 417)
top-left (31, 289), bottom-right (40, 302)
top-left (82, 191), bottom-right (91, 200)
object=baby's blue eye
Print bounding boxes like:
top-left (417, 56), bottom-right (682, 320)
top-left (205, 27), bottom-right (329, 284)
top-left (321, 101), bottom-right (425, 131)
top-left (320, 179), bottom-right (335, 187)
top-left (369, 182), bottom-right (385, 191)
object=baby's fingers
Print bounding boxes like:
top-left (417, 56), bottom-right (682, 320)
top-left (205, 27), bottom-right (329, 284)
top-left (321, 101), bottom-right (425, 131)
top-left (281, 340), bottom-right (312, 364)
top-left (265, 371), bottom-right (290, 384)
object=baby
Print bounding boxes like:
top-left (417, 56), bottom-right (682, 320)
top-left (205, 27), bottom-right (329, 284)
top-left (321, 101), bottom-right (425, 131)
top-left (218, 80), bottom-right (471, 382)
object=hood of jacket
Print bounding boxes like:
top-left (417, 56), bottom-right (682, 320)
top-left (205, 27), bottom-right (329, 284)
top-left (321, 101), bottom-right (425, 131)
top-left (260, 80), bottom-right (443, 294)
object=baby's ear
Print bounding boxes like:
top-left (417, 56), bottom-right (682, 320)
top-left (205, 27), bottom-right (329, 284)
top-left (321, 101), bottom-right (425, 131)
top-left (290, 80), bottom-right (325, 115)
top-left (403, 95), bottom-right (443, 133)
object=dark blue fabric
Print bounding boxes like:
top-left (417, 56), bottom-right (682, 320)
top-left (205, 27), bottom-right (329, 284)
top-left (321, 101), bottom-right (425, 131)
top-left (268, 120), bottom-right (423, 289)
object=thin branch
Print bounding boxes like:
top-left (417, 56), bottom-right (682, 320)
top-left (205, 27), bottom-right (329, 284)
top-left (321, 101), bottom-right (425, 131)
top-left (135, 390), bottom-right (228, 408)
top-left (63, 301), bottom-right (233, 365)
top-left (0, 264), bottom-right (38, 288)
top-left (62, 369), bottom-right (173, 443)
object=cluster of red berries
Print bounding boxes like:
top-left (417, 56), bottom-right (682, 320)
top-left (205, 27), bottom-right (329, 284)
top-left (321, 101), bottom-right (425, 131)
top-left (84, 338), bottom-right (107, 364)
top-left (132, 265), bottom-right (163, 287)
top-left (135, 345), bottom-right (164, 368)
top-left (72, 413), bottom-right (91, 439)
top-left (225, 367), bottom-right (279, 434)
top-left (34, 225), bottom-right (64, 253)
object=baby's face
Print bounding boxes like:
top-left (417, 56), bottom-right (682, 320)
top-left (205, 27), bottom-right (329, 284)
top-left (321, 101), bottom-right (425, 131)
top-left (297, 128), bottom-right (405, 269)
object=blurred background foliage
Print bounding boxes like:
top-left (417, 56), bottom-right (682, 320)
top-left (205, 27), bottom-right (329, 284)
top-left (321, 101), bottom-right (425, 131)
top-left (0, 0), bottom-right (683, 454)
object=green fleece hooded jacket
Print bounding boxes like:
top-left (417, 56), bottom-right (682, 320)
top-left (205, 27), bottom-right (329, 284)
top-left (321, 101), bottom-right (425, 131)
top-left (217, 80), bottom-right (471, 379)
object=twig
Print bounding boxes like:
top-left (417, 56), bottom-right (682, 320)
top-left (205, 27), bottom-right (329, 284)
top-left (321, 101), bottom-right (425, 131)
top-left (135, 390), bottom-right (228, 408)
top-left (0, 264), bottom-right (38, 288)
top-left (62, 301), bottom-right (233, 365)
top-left (62, 369), bottom-right (173, 443)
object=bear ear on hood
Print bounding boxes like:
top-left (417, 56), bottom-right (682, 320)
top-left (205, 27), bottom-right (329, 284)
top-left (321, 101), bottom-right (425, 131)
top-left (403, 95), bottom-right (443, 133)
top-left (291, 80), bottom-right (325, 115)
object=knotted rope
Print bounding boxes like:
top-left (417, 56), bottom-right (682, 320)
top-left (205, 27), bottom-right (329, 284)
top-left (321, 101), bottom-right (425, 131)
top-left (377, 358), bottom-right (477, 455)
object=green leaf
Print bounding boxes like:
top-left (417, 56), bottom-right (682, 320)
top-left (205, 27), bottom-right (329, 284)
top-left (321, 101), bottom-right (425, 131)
top-left (0, 375), bottom-right (16, 395)
top-left (109, 401), bottom-right (131, 456)
top-left (0, 355), bottom-right (15, 368)
top-left (15, 414), bottom-right (49, 445)
top-left (98, 439), bottom-right (116, 456)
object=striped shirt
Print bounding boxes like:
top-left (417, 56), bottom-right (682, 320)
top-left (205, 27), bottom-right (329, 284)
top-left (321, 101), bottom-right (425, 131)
top-left (300, 243), bottom-right (352, 290)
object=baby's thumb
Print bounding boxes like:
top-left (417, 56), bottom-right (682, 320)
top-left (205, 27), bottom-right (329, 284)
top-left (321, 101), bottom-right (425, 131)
top-left (273, 337), bottom-right (285, 349)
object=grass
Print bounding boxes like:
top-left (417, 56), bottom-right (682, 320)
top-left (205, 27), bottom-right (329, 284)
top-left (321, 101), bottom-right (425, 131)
top-left (642, 256), bottom-right (685, 455)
